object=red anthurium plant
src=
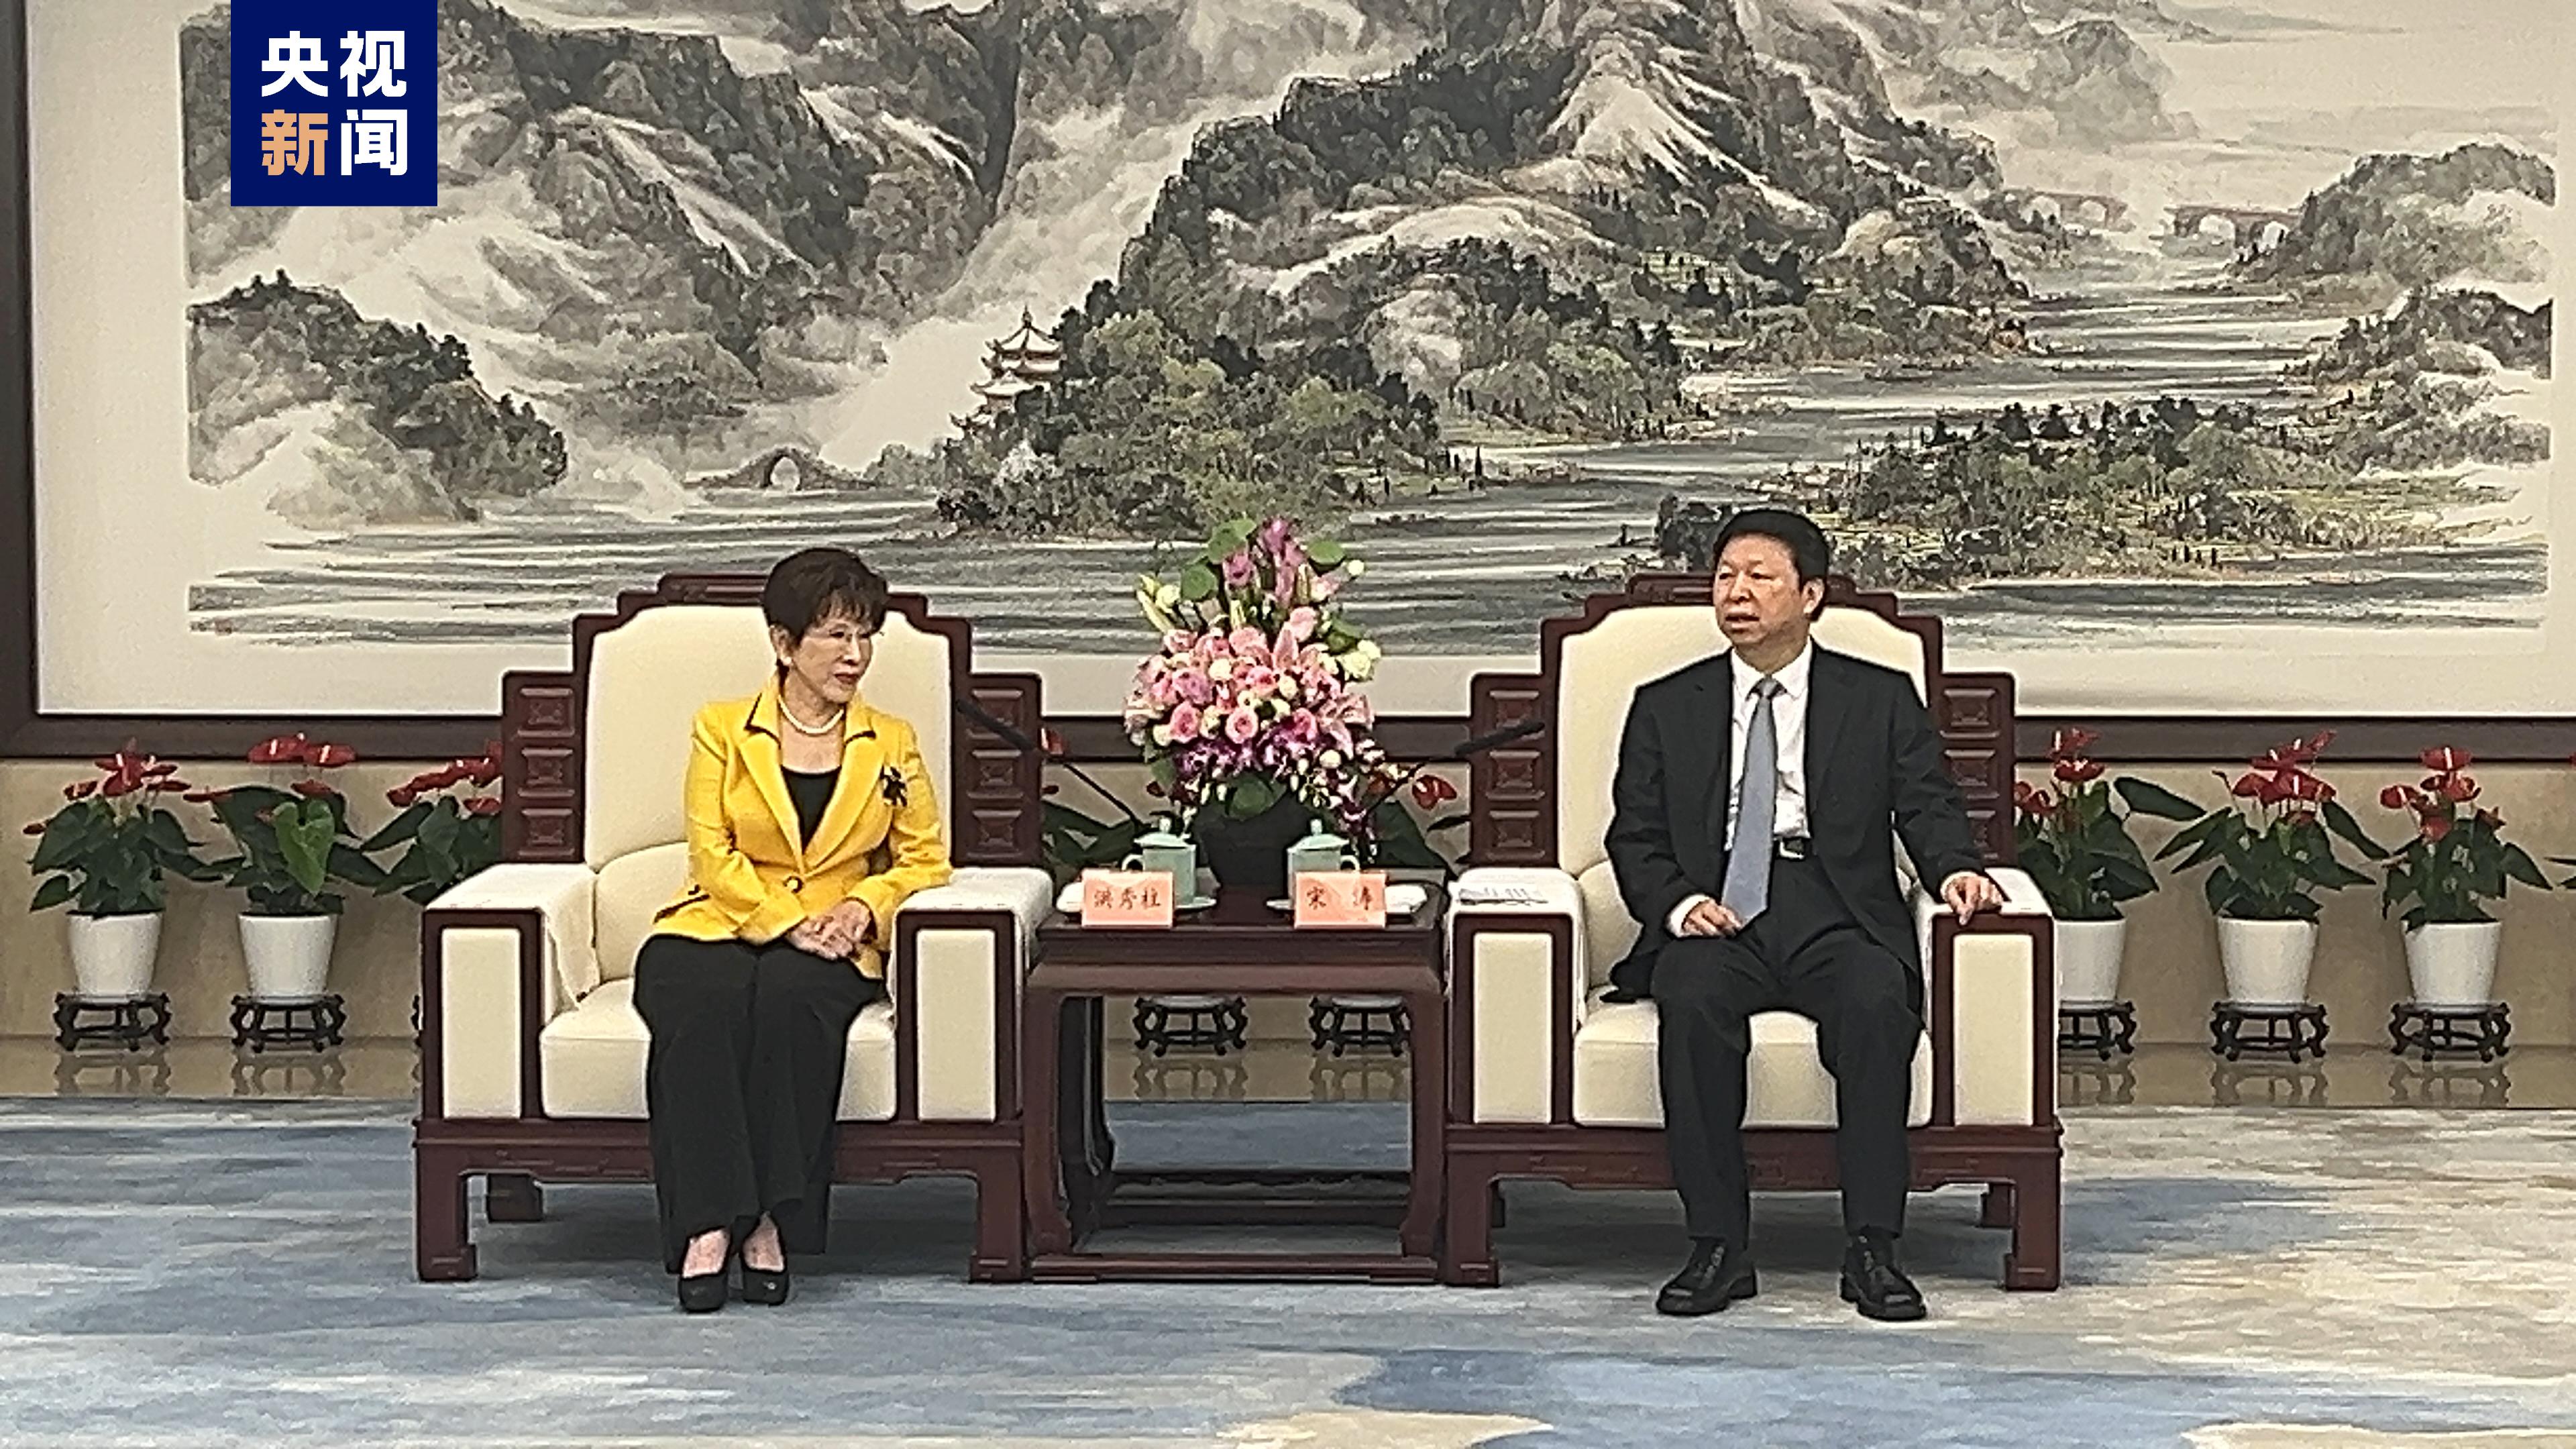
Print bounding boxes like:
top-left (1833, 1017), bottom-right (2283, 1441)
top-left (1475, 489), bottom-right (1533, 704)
top-left (24, 747), bottom-right (221, 915)
top-left (1368, 767), bottom-right (1468, 875)
top-left (191, 733), bottom-right (384, 916)
top-left (2153, 731), bottom-right (2383, 920)
top-left (364, 743), bottom-right (504, 904)
top-left (2375, 748), bottom-right (2548, 927)
top-left (2012, 728), bottom-right (2200, 920)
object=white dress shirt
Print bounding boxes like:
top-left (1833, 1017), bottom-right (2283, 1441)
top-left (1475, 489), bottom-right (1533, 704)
top-left (1669, 643), bottom-right (1812, 934)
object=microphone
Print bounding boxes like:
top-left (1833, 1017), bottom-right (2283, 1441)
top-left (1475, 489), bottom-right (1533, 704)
top-left (1368, 716), bottom-right (1550, 814)
top-left (951, 695), bottom-right (1144, 828)
top-left (1445, 716), bottom-right (1546, 759)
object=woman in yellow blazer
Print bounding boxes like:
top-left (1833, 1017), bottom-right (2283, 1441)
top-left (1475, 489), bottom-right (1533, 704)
top-left (631, 546), bottom-right (951, 1313)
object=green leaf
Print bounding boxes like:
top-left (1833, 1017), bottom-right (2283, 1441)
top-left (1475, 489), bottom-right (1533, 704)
top-left (28, 812), bottom-right (93, 873)
top-left (2167, 835), bottom-right (2226, 873)
top-left (2319, 798), bottom-right (2387, 860)
top-left (2201, 868), bottom-right (2232, 915)
top-left (275, 800), bottom-right (335, 897)
top-left (2502, 844), bottom-right (2551, 890)
top-left (1228, 774), bottom-right (1283, 818)
top-left (330, 841), bottom-right (388, 889)
top-left (1177, 561), bottom-right (1218, 601)
top-left (2153, 812), bottom-right (2226, 861)
top-left (2096, 855), bottom-right (2157, 900)
top-left (1307, 539), bottom-right (1347, 568)
top-left (1208, 517), bottom-right (1256, 557)
top-left (418, 804), bottom-right (462, 856)
top-left (2112, 777), bottom-right (2204, 821)
top-left (30, 875), bottom-right (73, 912)
top-left (360, 800), bottom-right (432, 853)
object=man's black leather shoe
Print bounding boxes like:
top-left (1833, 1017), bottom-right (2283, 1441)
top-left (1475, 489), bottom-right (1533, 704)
top-left (1656, 1240), bottom-right (1758, 1316)
top-left (1839, 1231), bottom-right (1927, 1322)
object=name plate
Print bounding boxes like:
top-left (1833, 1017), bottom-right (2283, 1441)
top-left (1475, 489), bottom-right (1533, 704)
top-left (1293, 870), bottom-right (1389, 928)
top-left (1079, 869), bottom-right (1175, 928)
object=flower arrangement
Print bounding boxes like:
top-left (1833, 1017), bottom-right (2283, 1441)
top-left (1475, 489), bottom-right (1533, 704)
top-left (192, 733), bottom-right (384, 915)
top-left (2155, 731), bottom-right (2382, 920)
top-left (2373, 747), bottom-right (2547, 928)
top-left (23, 747), bottom-right (221, 915)
top-left (1123, 516), bottom-right (1409, 853)
top-left (364, 743), bottom-right (505, 905)
top-left (2011, 728), bottom-right (2198, 920)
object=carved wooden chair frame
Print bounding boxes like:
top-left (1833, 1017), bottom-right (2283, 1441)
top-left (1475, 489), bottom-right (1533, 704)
top-left (413, 575), bottom-right (1046, 1283)
top-left (1440, 574), bottom-right (2061, 1290)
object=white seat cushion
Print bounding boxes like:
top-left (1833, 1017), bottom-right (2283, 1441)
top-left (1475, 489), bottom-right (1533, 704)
top-left (537, 977), bottom-right (896, 1122)
top-left (1572, 992), bottom-right (1933, 1129)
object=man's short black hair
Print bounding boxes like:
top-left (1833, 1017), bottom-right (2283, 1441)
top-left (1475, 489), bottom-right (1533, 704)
top-left (1713, 507), bottom-right (1832, 586)
top-left (763, 546), bottom-right (890, 639)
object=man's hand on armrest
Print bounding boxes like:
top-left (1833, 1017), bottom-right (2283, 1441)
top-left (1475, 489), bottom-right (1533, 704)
top-left (1938, 869), bottom-right (2004, 922)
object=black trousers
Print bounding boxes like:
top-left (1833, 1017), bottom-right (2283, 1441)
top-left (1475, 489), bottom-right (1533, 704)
top-left (631, 934), bottom-right (882, 1272)
top-left (1654, 855), bottom-right (1920, 1247)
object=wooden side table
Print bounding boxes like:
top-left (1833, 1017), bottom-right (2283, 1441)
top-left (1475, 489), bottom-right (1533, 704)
top-left (1023, 886), bottom-right (1447, 1281)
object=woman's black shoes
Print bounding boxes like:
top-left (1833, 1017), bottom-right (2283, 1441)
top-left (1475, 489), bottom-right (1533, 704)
top-left (677, 1268), bottom-right (730, 1313)
top-left (739, 1261), bottom-right (790, 1306)
top-left (674, 1230), bottom-right (787, 1311)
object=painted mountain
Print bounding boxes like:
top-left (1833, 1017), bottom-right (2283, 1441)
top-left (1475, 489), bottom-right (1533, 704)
top-left (174, 0), bottom-right (2087, 529)
top-left (178, 0), bottom-right (1447, 523)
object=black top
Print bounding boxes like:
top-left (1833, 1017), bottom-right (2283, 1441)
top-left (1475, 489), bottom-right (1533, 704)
top-left (780, 767), bottom-right (839, 846)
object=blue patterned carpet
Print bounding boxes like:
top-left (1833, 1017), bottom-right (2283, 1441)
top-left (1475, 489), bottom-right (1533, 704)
top-left (4, 1098), bottom-right (2575, 1448)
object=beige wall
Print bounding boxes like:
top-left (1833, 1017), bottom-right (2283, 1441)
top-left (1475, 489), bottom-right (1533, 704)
top-left (9, 756), bottom-right (2575, 1047)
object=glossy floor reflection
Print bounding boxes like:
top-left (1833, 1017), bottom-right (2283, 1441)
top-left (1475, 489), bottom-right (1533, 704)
top-left (1, 1038), bottom-right (421, 1100)
top-left (2057, 1043), bottom-right (2568, 1110)
top-left (3, 1036), bottom-right (2572, 1107)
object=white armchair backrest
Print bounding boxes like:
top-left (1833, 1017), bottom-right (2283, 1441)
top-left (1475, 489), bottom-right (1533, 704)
top-left (582, 604), bottom-right (958, 868)
top-left (1554, 601), bottom-right (1930, 880)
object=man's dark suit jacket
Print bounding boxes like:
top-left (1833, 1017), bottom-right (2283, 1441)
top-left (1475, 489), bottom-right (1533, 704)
top-left (1603, 646), bottom-right (1984, 1000)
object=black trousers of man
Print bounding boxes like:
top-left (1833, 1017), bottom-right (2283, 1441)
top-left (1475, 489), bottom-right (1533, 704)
top-left (631, 934), bottom-right (881, 1273)
top-left (1654, 851), bottom-right (1921, 1248)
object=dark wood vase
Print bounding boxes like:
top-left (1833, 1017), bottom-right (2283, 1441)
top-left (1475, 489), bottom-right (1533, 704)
top-left (1193, 791), bottom-right (1311, 900)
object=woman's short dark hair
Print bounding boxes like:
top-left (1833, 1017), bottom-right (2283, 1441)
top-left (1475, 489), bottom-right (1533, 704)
top-left (1713, 507), bottom-right (1833, 586)
top-left (762, 547), bottom-right (890, 639)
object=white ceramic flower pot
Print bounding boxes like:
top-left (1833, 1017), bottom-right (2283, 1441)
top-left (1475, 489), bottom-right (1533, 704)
top-left (2404, 921), bottom-right (2503, 1009)
top-left (66, 912), bottom-right (163, 1001)
top-left (239, 913), bottom-right (338, 1003)
top-left (2216, 917), bottom-right (2318, 1007)
top-left (2055, 917), bottom-right (2127, 1008)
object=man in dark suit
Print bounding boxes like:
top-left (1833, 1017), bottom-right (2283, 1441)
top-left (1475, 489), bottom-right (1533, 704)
top-left (1606, 508), bottom-right (2000, 1321)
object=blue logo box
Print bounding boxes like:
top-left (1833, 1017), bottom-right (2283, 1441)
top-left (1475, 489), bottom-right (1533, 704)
top-left (229, 0), bottom-right (437, 206)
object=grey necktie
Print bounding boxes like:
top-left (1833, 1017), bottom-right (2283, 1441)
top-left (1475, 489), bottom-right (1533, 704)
top-left (1720, 676), bottom-right (1782, 923)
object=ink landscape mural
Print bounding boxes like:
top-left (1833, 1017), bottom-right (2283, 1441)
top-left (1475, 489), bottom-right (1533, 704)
top-left (143, 0), bottom-right (2567, 703)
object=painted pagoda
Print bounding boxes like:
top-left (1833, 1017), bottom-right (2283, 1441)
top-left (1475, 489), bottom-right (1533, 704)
top-left (952, 307), bottom-right (1062, 432)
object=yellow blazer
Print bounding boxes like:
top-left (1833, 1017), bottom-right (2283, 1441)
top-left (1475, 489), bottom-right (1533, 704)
top-left (651, 679), bottom-right (953, 979)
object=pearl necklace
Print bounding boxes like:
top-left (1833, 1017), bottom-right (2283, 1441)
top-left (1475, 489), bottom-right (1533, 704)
top-left (780, 696), bottom-right (845, 737)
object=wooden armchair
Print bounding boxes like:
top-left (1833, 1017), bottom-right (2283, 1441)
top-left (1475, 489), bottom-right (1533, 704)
top-left (413, 575), bottom-right (1053, 1283)
top-left (1439, 575), bottom-right (2061, 1289)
